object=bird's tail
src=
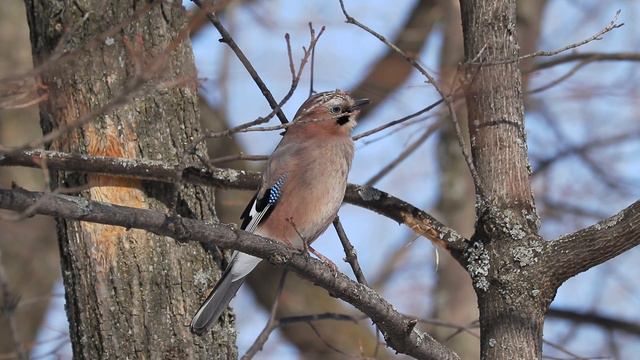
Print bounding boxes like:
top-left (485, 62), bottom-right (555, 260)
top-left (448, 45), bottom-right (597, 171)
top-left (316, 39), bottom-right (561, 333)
top-left (190, 252), bottom-right (261, 336)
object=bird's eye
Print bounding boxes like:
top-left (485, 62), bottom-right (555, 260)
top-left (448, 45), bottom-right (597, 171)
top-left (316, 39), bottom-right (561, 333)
top-left (330, 106), bottom-right (342, 114)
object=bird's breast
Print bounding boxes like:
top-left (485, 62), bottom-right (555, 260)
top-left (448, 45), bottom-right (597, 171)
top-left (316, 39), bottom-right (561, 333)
top-left (259, 139), bottom-right (353, 249)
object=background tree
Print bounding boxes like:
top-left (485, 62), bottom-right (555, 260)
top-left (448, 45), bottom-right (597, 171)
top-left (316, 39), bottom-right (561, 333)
top-left (14, 1), bottom-right (235, 358)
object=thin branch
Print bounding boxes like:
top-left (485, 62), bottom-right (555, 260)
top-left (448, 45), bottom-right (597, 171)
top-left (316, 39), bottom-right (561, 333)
top-left (543, 200), bottom-right (640, 286)
top-left (527, 62), bottom-right (589, 95)
top-left (538, 197), bottom-right (609, 221)
top-left (332, 217), bottom-right (368, 286)
top-left (241, 270), bottom-right (288, 360)
top-left (531, 52), bottom-right (640, 72)
top-left (186, 25), bottom-right (325, 153)
top-left (308, 22), bottom-right (317, 97)
top-left (547, 307), bottom-right (640, 337)
top-left (365, 121), bottom-right (442, 186)
top-left (278, 313), bottom-right (358, 327)
top-left (208, 153), bottom-right (269, 165)
top-left (542, 338), bottom-right (596, 360)
top-left (338, 0), bottom-right (483, 196)
top-left (352, 98), bottom-right (443, 141)
top-left (370, 233), bottom-right (418, 289)
top-left (532, 131), bottom-right (640, 176)
top-left (348, 0), bottom-right (441, 120)
top-left (519, 10), bottom-right (622, 62)
top-left (332, 216), bottom-right (378, 357)
top-left (0, 188), bottom-right (460, 360)
top-left (473, 10), bottom-right (624, 66)
top-left (193, 0), bottom-right (288, 124)
top-left (0, 149), bottom-right (468, 253)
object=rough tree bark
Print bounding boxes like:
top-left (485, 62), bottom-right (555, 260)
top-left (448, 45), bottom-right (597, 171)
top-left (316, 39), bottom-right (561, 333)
top-left (460, 0), bottom-right (548, 359)
top-left (24, 1), bottom-right (234, 358)
top-left (431, 1), bottom-right (547, 358)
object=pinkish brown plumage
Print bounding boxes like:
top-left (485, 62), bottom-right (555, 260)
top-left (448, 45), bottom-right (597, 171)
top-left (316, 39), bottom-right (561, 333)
top-left (190, 90), bottom-right (369, 335)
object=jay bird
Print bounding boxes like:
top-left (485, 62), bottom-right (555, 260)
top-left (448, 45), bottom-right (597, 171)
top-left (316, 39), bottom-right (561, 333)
top-left (190, 90), bottom-right (369, 335)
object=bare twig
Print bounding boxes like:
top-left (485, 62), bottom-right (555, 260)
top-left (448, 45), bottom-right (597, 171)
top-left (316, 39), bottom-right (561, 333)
top-left (278, 312), bottom-right (358, 326)
top-left (241, 270), bottom-right (288, 360)
top-left (527, 61), bottom-right (589, 94)
top-left (352, 98), bottom-right (444, 141)
top-left (519, 10), bottom-right (623, 62)
top-left (542, 338), bottom-right (598, 360)
top-left (186, 25), bottom-right (326, 152)
top-left (208, 153), bottom-right (269, 165)
top-left (193, 0), bottom-right (289, 124)
top-left (473, 10), bottom-right (624, 66)
top-left (332, 217), bottom-right (367, 286)
top-left (548, 307), bottom-right (640, 337)
top-left (305, 322), bottom-right (350, 356)
top-left (538, 197), bottom-right (609, 221)
top-left (532, 131), bottom-right (640, 176)
top-left (308, 22), bottom-right (317, 97)
top-left (371, 239), bottom-right (417, 290)
top-left (331, 217), bottom-right (381, 357)
top-left (365, 121), bottom-right (442, 186)
top-left (530, 51), bottom-right (640, 72)
top-left (338, 0), bottom-right (483, 196)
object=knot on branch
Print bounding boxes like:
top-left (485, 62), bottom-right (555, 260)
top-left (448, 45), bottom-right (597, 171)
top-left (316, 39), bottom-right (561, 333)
top-left (355, 185), bottom-right (383, 202)
top-left (268, 252), bottom-right (290, 266)
top-left (164, 215), bottom-right (192, 243)
top-left (405, 318), bottom-right (418, 334)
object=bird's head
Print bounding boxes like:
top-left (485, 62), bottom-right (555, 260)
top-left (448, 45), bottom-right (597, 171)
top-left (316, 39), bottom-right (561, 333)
top-left (291, 90), bottom-right (369, 136)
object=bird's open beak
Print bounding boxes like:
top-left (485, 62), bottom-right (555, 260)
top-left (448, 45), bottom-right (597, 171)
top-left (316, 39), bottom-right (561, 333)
top-left (351, 98), bottom-right (370, 111)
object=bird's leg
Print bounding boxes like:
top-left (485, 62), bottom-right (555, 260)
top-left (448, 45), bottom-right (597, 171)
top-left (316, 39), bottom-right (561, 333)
top-left (307, 245), bottom-right (338, 275)
top-left (286, 217), bottom-right (337, 274)
top-left (286, 217), bottom-right (313, 257)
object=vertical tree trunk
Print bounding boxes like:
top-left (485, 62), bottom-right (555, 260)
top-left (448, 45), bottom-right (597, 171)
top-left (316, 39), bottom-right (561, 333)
top-left (460, 0), bottom-right (550, 359)
top-left (432, 2), bottom-right (547, 358)
top-left (24, 1), bottom-right (235, 358)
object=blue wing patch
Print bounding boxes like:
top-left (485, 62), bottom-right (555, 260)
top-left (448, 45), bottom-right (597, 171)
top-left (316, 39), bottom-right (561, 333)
top-left (268, 176), bottom-right (285, 204)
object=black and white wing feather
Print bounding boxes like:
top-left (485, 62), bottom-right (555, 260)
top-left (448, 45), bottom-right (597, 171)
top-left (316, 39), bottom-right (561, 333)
top-left (240, 174), bottom-right (286, 233)
top-left (189, 174), bottom-right (288, 335)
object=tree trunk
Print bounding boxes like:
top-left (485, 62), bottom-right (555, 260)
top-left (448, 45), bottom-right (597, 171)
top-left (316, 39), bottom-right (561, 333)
top-left (24, 1), bottom-right (234, 358)
top-left (460, 0), bottom-right (550, 359)
top-left (431, 1), bottom-right (547, 358)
